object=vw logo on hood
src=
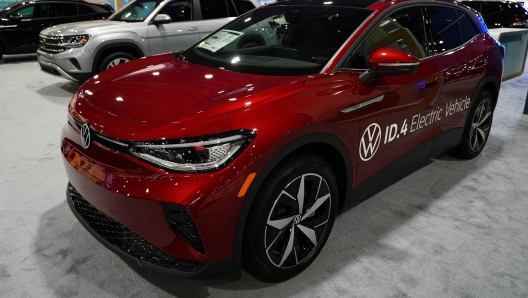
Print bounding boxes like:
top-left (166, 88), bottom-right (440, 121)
top-left (80, 123), bottom-right (91, 149)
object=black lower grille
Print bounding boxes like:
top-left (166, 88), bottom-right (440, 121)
top-left (40, 63), bottom-right (60, 76)
top-left (68, 184), bottom-right (203, 272)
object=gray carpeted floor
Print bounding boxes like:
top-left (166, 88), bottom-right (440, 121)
top-left (1, 56), bottom-right (528, 298)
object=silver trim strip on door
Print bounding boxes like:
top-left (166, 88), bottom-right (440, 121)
top-left (340, 95), bottom-right (384, 113)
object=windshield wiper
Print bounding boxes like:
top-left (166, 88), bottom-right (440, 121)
top-left (172, 50), bottom-right (186, 61)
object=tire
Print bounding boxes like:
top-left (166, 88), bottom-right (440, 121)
top-left (0, 46), bottom-right (3, 60)
top-left (242, 153), bottom-right (338, 282)
top-left (450, 89), bottom-right (494, 159)
top-left (98, 51), bottom-right (135, 73)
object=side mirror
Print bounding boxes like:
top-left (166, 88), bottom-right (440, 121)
top-left (151, 14), bottom-right (171, 25)
top-left (359, 48), bottom-right (420, 84)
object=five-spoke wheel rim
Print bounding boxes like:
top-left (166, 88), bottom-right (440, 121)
top-left (106, 58), bottom-right (130, 69)
top-left (265, 173), bottom-right (332, 269)
top-left (470, 98), bottom-right (492, 152)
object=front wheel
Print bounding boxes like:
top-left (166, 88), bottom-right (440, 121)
top-left (98, 52), bottom-right (135, 73)
top-left (450, 89), bottom-right (494, 159)
top-left (242, 154), bottom-right (338, 282)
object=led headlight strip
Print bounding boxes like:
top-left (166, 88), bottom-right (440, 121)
top-left (60, 35), bottom-right (91, 48)
top-left (128, 130), bottom-right (255, 173)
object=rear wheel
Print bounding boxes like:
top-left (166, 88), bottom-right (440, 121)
top-left (242, 154), bottom-right (338, 282)
top-left (0, 46), bottom-right (3, 60)
top-left (98, 51), bottom-right (135, 73)
top-left (450, 89), bottom-right (494, 159)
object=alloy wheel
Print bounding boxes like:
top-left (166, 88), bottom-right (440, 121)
top-left (470, 98), bottom-right (492, 152)
top-left (106, 58), bottom-right (130, 69)
top-left (264, 173), bottom-right (332, 269)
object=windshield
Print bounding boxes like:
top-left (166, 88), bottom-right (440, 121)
top-left (183, 5), bottom-right (372, 76)
top-left (109, 0), bottom-right (163, 22)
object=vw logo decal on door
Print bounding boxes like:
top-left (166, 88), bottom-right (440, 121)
top-left (359, 123), bottom-right (381, 161)
top-left (80, 123), bottom-right (91, 149)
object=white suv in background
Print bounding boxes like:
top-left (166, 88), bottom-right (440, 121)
top-left (37, 0), bottom-right (260, 82)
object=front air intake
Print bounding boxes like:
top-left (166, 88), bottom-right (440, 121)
top-left (163, 204), bottom-right (205, 254)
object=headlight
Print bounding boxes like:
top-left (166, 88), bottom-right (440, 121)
top-left (60, 35), bottom-right (90, 48)
top-left (129, 130), bottom-right (255, 172)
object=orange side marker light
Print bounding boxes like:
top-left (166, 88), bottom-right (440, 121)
top-left (238, 172), bottom-right (257, 198)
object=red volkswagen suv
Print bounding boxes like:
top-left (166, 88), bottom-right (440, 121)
top-left (61, 0), bottom-right (503, 282)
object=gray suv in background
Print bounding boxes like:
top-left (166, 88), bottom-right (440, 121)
top-left (37, 0), bottom-right (260, 82)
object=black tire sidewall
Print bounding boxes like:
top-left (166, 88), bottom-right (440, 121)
top-left (243, 154), bottom-right (338, 282)
top-left (98, 52), bottom-right (135, 73)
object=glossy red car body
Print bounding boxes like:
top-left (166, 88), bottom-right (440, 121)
top-left (61, 0), bottom-right (503, 278)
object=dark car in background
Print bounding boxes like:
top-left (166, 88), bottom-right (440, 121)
top-left (462, 1), bottom-right (528, 28)
top-left (0, 0), bottom-right (113, 59)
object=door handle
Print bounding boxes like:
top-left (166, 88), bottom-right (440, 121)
top-left (425, 77), bottom-right (439, 89)
top-left (425, 81), bottom-right (438, 89)
top-left (188, 27), bottom-right (197, 31)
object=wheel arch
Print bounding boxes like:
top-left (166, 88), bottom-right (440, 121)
top-left (231, 132), bottom-right (353, 276)
top-left (479, 77), bottom-right (500, 110)
top-left (92, 42), bottom-right (146, 73)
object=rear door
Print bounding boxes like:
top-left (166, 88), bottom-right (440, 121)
top-left (147, 0), bottom-right (200, 54)
top-left (4, 3), bottom-right (52, 54)
top-left (424, 6), bottom-right (486, 152)
top-left (339, 6), bottom-right (442, 187)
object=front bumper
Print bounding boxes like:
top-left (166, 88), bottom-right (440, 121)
top-left (67, 184), bottom-right (233, 278)
top-left (61, 120), bottom-right (261, 278)
top-left (37, 49), bottom-right (93, 82)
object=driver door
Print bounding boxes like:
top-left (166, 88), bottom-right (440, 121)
top-left (147, 0), bottom-right (201, 54)
top-left (5, 3), bottom-right (52, 54)
top-left (339, 6), bottom-right (442, 188)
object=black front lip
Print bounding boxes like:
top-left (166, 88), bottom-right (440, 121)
top-left (66, 185), bottom-right (234, 279)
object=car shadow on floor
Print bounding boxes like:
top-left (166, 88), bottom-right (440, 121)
top-left (32, 134), bottom-right (505, 297)
top-left (36, 81), bottom-right (80, 105)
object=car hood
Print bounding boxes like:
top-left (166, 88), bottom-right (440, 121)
top-left (78, 53), bottom-right (308, 125)
top-left (40, 20), bottom-right (142, 37)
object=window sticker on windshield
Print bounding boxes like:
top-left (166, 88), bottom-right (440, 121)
top-left (197, 30), bottom-right (244, 53)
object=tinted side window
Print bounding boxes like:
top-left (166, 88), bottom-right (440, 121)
top-left (226, 0), bottom-right (237, 17)
top-left (11, 5), bottom-right (35, 18)
top-left (78, 4), bottom-right (95, 15)
top-left (12, 4), bottom-right (50, 18)
top-left (199, 0), bottom-right (228, 19)
top-left (54, 3), bottom-right (78, 17)
top-left (87, 4), bottom-right (113, 13)
top-left (457, 10), bottom-right (478, 43)
top-left (234, 0), bottom-right (255, 14)
top-left (159, 1), bottom-right (193, 22)
top-left (427, 6), bottom-right (463, 54)
top-left (481, 4), bottom-right (502, 16)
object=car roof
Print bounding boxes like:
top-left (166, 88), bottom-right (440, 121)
top-left (267, 0), bottom-right (380, 9)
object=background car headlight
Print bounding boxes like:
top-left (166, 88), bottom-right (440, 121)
top-left (128, 130), bottom-right (255, 172)
top-left (60, 35), bottom-right (90, 48)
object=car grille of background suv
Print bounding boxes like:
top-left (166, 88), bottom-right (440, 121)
top-left (39, 35), bottom-right (67, 53)
top-left (67, 184), bottom-right (204, 273)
